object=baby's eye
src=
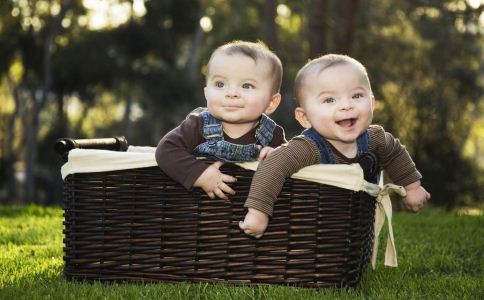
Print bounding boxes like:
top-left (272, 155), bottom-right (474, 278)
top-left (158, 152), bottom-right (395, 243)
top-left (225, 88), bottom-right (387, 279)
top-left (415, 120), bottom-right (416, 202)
top-left (242, 83), bottom-right (254, 89)
top-left (215, 81), bottom-right (224, 88)
top-left (352, 93), bottom-right (364, 99)
top-left (322, 97), bottom-right (335, 104)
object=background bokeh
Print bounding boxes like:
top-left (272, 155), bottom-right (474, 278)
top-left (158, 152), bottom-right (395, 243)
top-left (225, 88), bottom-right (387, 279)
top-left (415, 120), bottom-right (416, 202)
top-left (0, 0), bottom-right (482, 207)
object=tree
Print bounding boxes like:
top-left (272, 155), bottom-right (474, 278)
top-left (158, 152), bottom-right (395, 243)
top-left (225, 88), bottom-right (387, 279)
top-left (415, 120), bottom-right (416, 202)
top-left (0, 0), bottom-right (482, 208)
top-left (0, 0), bottom-right (202, 203)
top-left (352, 0), bottom-right (483, 207)
top-left (0, 0), bottom-right (82, 203)
top-left (264, 0), bottom-right (279, 51)
top-left (335, 0), bottom-right (359, 54)
top-left (308, 0), bottom-right (328, 57)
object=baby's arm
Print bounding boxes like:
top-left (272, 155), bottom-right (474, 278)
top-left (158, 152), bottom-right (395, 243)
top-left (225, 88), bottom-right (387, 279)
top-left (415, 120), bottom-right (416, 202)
top-left (193, 161), bottom-right (236, 199)
top-left (403, 180), bottom-right (431, 212)
top-left (156, 114), bottom-right (236, 196)
top-left (240, 137), bottom-right (320, 238)
top-left (372, 126), bottom-right (430, 212)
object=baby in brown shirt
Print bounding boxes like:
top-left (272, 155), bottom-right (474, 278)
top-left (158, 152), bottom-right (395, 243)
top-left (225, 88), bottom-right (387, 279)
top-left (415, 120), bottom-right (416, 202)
top-left (156, 41), bottom-right (286, 199)
top-left (239, 54), bottom-right (431, 238)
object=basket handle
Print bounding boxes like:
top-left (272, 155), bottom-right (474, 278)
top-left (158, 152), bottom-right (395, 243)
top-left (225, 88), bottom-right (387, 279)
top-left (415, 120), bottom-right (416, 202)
top-left (54, 136), bottom-right (129, 159)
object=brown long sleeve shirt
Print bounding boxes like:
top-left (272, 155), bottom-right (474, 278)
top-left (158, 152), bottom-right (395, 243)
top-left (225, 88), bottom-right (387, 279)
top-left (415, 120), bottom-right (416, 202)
top-left (156, 113), bottom-right (286, 190)
top-left (244, 125), bottom-right (422, 216)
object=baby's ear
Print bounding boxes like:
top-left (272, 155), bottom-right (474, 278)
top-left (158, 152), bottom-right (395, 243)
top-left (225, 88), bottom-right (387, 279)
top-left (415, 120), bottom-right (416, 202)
top-left (203, 87), bottom-right (208, 101)
top-left (294, 107), bottom-right (312, 129)
top-left (264, 93), bottom-right (281, 115)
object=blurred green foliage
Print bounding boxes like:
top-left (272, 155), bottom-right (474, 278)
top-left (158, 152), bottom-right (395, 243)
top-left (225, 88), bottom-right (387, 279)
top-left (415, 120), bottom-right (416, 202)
top-left (0, 0), bottom-right (482, 207)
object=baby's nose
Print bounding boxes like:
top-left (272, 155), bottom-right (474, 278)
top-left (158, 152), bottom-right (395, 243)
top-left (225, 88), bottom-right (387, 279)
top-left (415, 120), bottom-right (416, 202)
top-left (339, 97), bottom-right (354, 110)
top-left (225, 86), bottom-right (240, 98)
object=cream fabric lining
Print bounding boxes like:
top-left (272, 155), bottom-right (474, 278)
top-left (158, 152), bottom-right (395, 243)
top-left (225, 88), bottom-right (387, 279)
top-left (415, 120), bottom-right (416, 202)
top-left (61, 146), bottom-right (401, 268)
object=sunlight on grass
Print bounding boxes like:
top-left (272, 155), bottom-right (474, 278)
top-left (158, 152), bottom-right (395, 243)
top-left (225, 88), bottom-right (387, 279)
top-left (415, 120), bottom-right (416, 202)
top-left (457, 207), bottom-right (483, 216)
top-left (0, 205), bottom-right (482, 299)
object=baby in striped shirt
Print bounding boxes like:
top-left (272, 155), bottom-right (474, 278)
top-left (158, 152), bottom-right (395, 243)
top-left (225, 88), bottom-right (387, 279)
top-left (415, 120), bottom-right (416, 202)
top-left (239, 54), bottom-right (431, 238)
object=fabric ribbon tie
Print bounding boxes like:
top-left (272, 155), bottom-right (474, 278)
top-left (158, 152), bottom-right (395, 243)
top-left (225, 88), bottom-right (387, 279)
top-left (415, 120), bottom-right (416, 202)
top-left (371, 183), bottom-right (406, 269)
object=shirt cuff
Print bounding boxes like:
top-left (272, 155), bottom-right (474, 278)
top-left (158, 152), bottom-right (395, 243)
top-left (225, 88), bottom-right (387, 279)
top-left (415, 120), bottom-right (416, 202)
top-left (182, 162), bottom-right (210, 190)
top-left (244, 197), bottom-right (274, 216)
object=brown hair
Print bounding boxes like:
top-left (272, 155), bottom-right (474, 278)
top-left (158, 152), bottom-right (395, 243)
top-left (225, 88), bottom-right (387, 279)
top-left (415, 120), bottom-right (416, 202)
top-left (207, 40), bottom-right (283, 94)
top-left (294, 54), bottom-right (372, 105)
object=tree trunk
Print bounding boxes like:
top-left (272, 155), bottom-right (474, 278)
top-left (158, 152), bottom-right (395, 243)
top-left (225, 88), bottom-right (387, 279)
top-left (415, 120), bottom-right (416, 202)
top-left (24, 0), bottom-right (73, 202)
top-left (25, 97), bottom-right (41, 203)
top-left (57, 94), bottom-right (67, 138)
top-left (336, 0), bottom-right (359, 54)
top-left (309, 0), bottom-right (328, 58)
top-left (3, 76), bottom-right (21, 203)
top-left (264, 0), bottom-right (278, 52)
top-left (186, 16), bottom-right (203, 82)
top-left (123, 93), bottom-right (133, 139)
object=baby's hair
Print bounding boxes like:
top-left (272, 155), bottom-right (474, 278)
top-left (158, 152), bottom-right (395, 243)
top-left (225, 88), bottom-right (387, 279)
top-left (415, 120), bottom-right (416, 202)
top-left (294, 54), bottom-right (372, 105)
top-left (207, 40), bottom-right (283, 94)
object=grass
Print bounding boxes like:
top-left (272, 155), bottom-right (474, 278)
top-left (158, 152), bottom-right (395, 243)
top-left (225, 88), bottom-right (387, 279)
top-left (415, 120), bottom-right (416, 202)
top-left (0, 204), bottom-right (482, 300)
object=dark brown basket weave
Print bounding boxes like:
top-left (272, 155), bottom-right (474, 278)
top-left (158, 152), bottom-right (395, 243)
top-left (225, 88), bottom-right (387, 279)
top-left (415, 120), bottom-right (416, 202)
top-left (63, 163), bottom-right (376, 288)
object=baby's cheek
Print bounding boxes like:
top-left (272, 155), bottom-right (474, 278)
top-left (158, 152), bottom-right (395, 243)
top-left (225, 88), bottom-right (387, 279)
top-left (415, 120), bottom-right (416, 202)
top-left (256, 105), bottom-right (267, 115)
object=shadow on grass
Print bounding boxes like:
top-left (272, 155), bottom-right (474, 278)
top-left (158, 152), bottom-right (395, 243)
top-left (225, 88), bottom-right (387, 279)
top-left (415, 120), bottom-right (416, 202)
top-left (0, 204), bottom-right (61, 218)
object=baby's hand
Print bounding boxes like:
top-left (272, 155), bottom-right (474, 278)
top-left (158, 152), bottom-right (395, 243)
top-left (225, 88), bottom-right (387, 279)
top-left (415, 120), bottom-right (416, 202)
top-left (239, 208), bottom-right (269, 238)
top-left (258, 146), bottom-right (275, 161)
top-left (403, 181), bottom-right (431, 212)
top-left (193, 161), bottom-right (237, 199)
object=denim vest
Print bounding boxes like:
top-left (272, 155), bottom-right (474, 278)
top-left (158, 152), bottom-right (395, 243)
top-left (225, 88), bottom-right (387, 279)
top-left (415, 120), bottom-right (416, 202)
top-left (302, 128), bottom-right (380, 183)
top-left (193, 110), bottom-right (276, 162)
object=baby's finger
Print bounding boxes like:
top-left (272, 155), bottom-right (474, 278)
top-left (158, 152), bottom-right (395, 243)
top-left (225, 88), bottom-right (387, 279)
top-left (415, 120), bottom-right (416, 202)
top-left (239, 222), bottom-right (263, 238)
top-left (212, 161), bottom-right (224, 169)
top-left (218, 182), bottom-right (235, 195)
top-left (238, 221), bottom-right (246, 230)
top-left (221, 174), bottom-right (237, 183)
top-left (245, 230), bottom-right (256, 237)
top-left (405, 202), bottom-right (419, 213)
top-left (239, 222), bottom-right (254, 236)
top-left (214, 188), bottom-right (228, 200)
top-left (258, 148), bottom-right (269, 161)
top-left (207, 191), bottom-right (215, 199)
top-left (248, 230), bottom-right (262, 238)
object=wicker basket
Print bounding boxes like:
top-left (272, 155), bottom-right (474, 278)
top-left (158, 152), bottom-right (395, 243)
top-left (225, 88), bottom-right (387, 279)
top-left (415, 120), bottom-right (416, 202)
top-left (60, 141), bottom-right (376, 288)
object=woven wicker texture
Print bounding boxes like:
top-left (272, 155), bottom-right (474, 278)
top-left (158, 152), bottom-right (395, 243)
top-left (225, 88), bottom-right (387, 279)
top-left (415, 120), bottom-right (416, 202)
top-left (63, 164), bottom-right (376, 288)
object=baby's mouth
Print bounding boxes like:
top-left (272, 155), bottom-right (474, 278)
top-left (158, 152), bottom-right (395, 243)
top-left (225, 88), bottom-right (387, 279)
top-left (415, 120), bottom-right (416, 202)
top-left (336, 118), bottom-right (357, 128)
top-left (224, 105), bottom-right (244, 110)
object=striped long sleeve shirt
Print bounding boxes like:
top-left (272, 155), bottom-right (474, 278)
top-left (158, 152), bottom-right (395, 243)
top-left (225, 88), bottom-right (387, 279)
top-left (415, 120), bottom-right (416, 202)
top-left (244, 125), bottom-right (422, 216)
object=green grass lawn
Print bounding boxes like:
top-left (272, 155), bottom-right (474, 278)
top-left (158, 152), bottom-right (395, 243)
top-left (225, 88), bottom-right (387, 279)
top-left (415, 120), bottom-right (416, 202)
top-left (0, 204), bottom-right (482, 300)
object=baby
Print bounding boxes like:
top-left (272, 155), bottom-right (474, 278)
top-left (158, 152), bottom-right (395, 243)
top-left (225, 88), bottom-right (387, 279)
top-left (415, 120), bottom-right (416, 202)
top-left (239, 54), bottom-right (431, 238)
top-left (156, 40), bottom-right (286, 199)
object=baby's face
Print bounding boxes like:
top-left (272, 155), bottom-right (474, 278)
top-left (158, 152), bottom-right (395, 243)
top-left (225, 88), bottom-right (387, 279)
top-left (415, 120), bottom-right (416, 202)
top-left (298, 63), bottom-right (374, 150)
top-left (204, 53), bottom-right (276, 126)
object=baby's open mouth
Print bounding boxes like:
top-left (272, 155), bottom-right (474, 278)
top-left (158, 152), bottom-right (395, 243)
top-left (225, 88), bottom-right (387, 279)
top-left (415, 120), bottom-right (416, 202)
top-left (336, 118), bottom-right (357, 128)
